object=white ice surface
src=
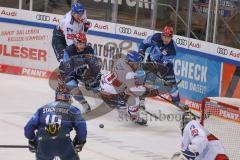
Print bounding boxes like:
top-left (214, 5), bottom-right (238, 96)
top-left (0, 73), bottom-right (183, 160)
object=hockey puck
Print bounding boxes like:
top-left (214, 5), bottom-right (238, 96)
top-left (99, 124), bottom-right (104, 128)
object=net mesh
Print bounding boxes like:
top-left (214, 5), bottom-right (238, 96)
top-left (201, 97), bottom-right (240, 160)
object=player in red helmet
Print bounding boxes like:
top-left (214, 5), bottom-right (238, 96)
top-left (58, 32), bottom-right (101, 113)
top-left (138, 25), bottom-right (187, 110)
top-left (74, 32), bottom-right (87, 52)
top-left (162, 26), bottom-right (174, 45)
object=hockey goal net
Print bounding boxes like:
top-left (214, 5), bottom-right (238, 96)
top-left (201, 97), bottom-right (240, 160)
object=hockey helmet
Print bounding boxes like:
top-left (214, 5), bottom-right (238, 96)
top-left (74, 32), bottom-right (87, 44)
top-left (55, 91), bottom-right (71, 102)
top-left (180, 111), bottom-right (196, 135)
top-left (162, 26), bottom-right (173, 37)
top-left (55, 80), bottom-right (72, 103)
top-left (71, 3), bottom-right (85, 15)
top-left (126, 51), bottom-right (142, 62)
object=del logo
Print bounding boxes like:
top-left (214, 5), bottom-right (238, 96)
top-left (94, 23), bottom-right (108, 30)
top-left (190, 125), bottom-right (199, 137)
top-left (1, 9), bottom-right (17, 16)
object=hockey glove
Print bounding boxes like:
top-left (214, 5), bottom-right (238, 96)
top-left (85, 80), bottom-right (100, 91)
top-left (73, 136), bottom-right (86, 152)
top-left (85, 73), bottom-right (101, 91)
top-left (84, 21), bottom-right (91, 32)
top-left (182, 148), bottom-right (199, 160)
top-left (28, 139), bottom-right (37, 153)
top-left (138, 51), bottom-right (145, 61)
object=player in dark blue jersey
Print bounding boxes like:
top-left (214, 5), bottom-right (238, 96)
top-left (24, 85), bottom-right (87, 160)
top-left (139, 26), bottom-right (185, 108)
top-left (59, 32), bottom-right (101, 113)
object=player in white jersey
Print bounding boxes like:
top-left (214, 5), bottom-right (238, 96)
top-left (52, 2), bottom-right (91, 62)
top-left (100, 51), bottom-right (161, 125)
top-left (178, 111), bottom-right (229, 160)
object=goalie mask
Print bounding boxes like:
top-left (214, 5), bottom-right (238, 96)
top-left (180, 111), bottom-right (196, 135)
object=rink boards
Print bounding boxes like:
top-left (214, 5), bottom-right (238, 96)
top-left (0, 6), bottom-right (240, 112)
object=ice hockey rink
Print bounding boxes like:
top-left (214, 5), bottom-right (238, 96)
top-left (0, 73), bottom-right (185, 160)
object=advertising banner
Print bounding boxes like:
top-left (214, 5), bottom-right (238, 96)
top-left (0, 22), bottom-right (57, 71)
top-left (175, 48), bottom-right (221, 102)
top-left (0, 6), bottom-right (240, 108)
top-left (221, 63), bottom-right (240, 98)
top-left (87, 34), bottom-right (138, 73)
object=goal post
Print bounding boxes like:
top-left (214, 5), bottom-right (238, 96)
top-left (201, 97), bottom-right (240, 160)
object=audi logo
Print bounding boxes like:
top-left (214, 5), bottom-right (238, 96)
top-left (119, 27), bottom-right (132, 34)
top-left (175, 38), bottom-right (187, 46)
top-left (217, 47), bottom-right (228, 55)
top-left (36, 14), bottom-right (50, 22)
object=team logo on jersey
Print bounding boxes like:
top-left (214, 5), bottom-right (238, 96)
top-left (45, 123), bottom-right (61, 135)
top-left (66, 28), bottom-right (73, 32)
top-left (160, 48), bottom-right (168, 55)
top-left (190, 125), bottom-right (199, 137)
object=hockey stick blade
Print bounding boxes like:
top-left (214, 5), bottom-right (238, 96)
top-left (143, 109), bottom-right (160, 119)
top-left (171, 152), bottom-right (186, 160)
top-left (0, 145), bottom-right (28, 148)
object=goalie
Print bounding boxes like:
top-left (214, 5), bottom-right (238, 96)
top-left (173, 111), bottom-right (229, 160)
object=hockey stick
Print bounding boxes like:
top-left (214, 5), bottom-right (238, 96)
top-left (0, 145), bottom-right (28, 148)
top-left (141, 108), bottom-right (161, 120)
top-left (158, 94), bottom-right (200, 119)
top-left (144, 69), bottom-right (200, 119)
top-left (171, 152), bottom-right (186, 160)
